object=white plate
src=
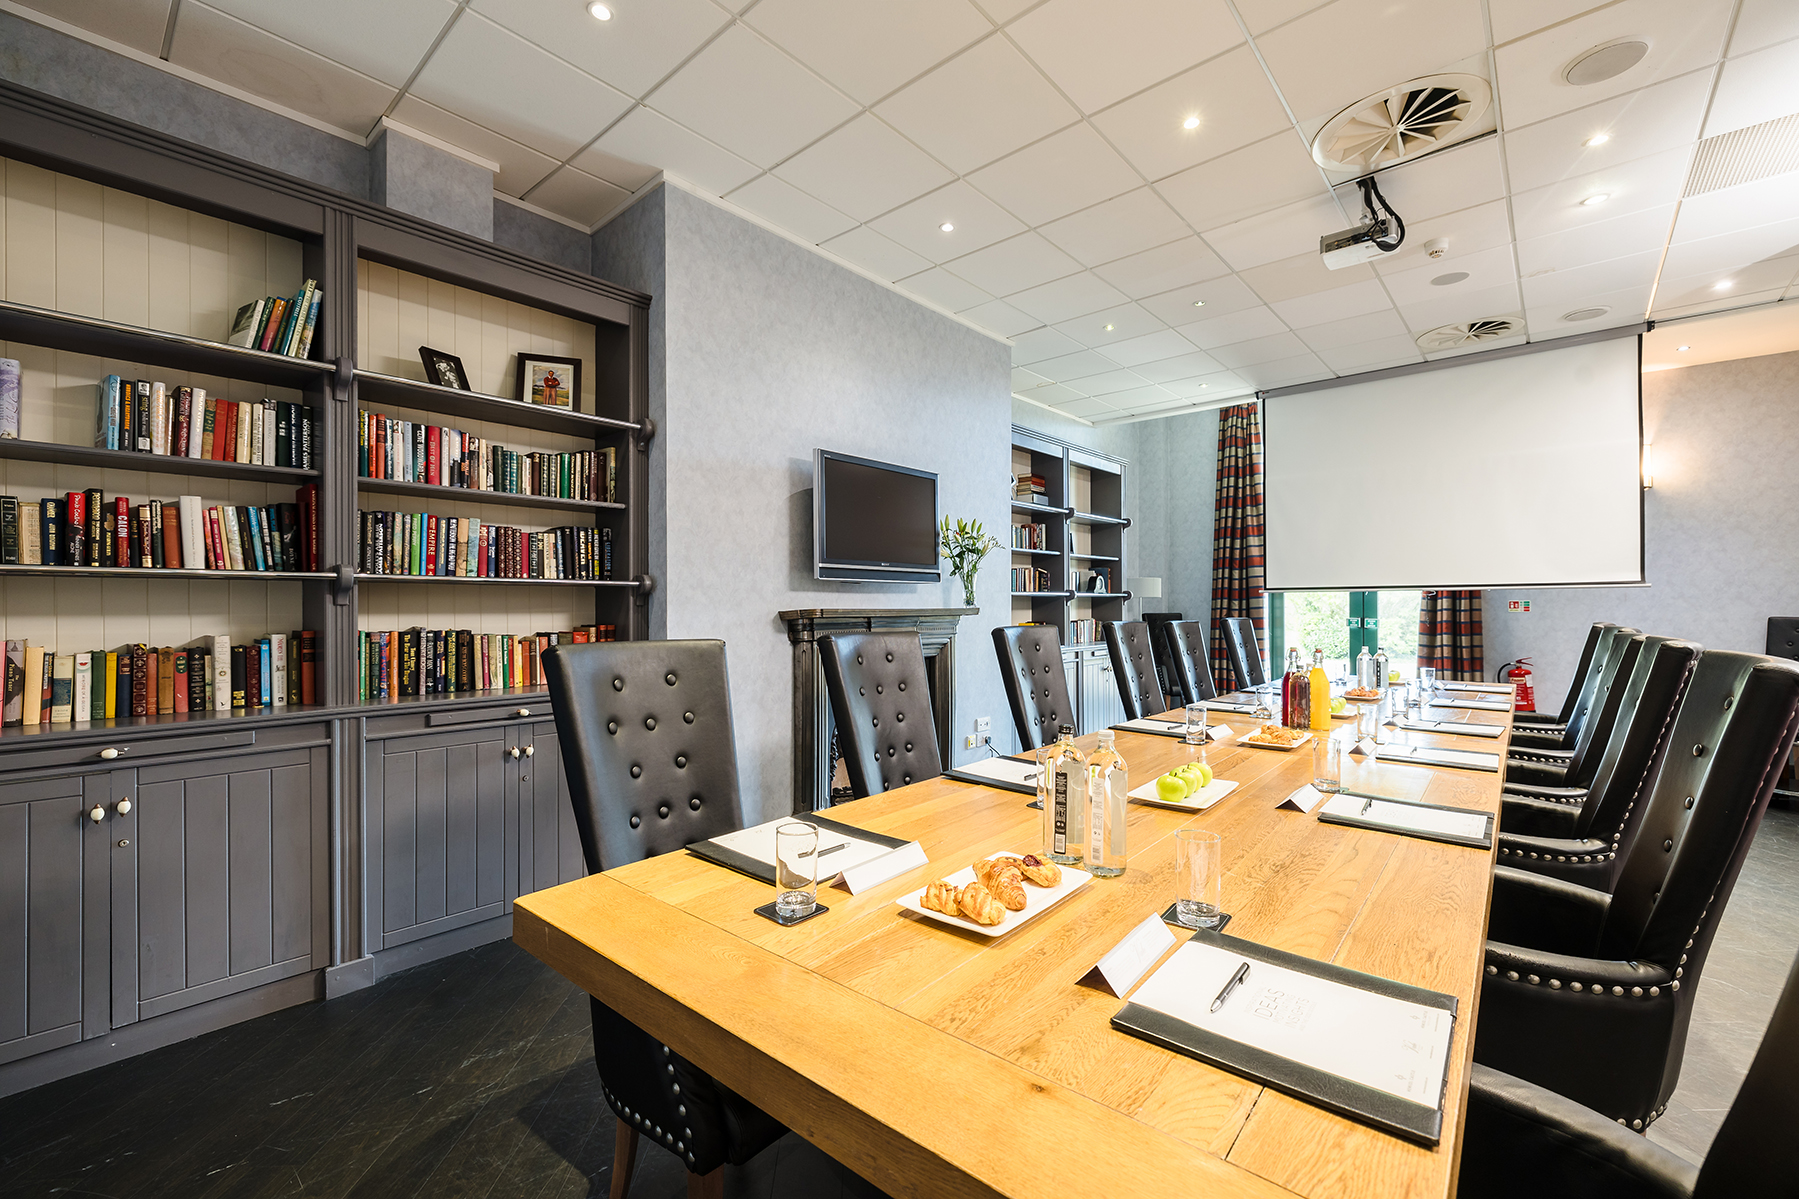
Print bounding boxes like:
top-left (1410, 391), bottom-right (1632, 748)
top-left (896, 853), bottom-right (1092, 939)
top-left (1127, 776), bottom-right (1240, 812)
top-left (1240, 730), bottom-right (1314, 751)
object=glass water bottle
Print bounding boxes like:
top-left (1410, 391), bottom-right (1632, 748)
top-left (1086, 730), bottom-right (1127, 878)
top-left (1044, 724), bottom-right (1085, 865)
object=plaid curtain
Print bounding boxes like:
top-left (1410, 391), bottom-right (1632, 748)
top-left (1418, 591), bottom-right (1484, 680)
top-left (1210, 403), bottom-right (1265, 691)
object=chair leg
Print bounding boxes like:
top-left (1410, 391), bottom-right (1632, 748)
top-left (609, 1118), bottom-right (640, 1199)
top-left (687, 1166), bottom-right (724, 1199)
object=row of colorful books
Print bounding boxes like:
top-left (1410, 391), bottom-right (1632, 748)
top-left (1010, 566), bottom-right (1054, 592)
top-left (225, 279), bottom-right (322, 358)
top-left (357, 509), bottom-right (612, 580)
top-left (359, 412), bottom-right (617, 501)
top-left (0, 487), bottom-right (321, 572)
top-left (1011, 521), bottom-right (1049, 549)
top-left (96, 379), bottom-right (317, 468)
top-left (357, 625), bottom-right (617, 703)
top-left (1, 632), bottom-right (318, 726)
top-left (1068, 618), bottom-right (1101, 645)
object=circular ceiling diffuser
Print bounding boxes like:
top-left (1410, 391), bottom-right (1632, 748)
top-left (1562, 306), bottom-right (1611, 322)
top-left (1310, 73), bottom-right (1493, 173)
top-left (1415, 317), bottom-right (1524, 352)
top-left (1565, 40), bottom-right (1650, 86)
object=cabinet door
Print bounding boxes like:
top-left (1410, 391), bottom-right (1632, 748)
top-left (0, 774), bottom-right (108, 1067)
top-left (516, 721), bottom-right (585, 897)
top-left (366, 726), bottom-right (510, 950)
top-left (1082, 653), bottom-right (1126, 734)
top-left (1062, 650), bottom-right (1083, 734)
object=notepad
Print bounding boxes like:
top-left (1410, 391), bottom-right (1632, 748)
top-left (944, 754), bottom-right (1039, 794)
top-left (1393, 718), bottom-right (1504, 739)
top-left (1445, 682), bottom-right (1514, 694)
top-left (1318, 792), bottom-right (1492, 846)
top-left (1375, 743), bottom-right (1500, 772)
top-left (1111, 718), bottom-right (1234, 743)
top-left (1427, 696), bottom-right (1510, 712)
top-left (688, 814), bottom-right (910, 885)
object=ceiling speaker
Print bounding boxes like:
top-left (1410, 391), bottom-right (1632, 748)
top-left (1565, 40), bottom-right (1650, 86)
top-left (1562, 306), bottom-right (1611, 322)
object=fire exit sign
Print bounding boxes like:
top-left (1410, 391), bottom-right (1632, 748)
top-left (1507, 600), bottom-right (1532, 612)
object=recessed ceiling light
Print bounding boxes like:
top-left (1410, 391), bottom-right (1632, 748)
top-left (939, 222), bottom-right (954, 232)
top-left (1584, 133), bottom-right (1610, 147)
top-left (1431, 271), bottom-right (1470, 286)
top-left (1564, 39), bottom-right (1650, 87)
top-left (1192, 299), bottom-right (1205, 307)
top-left (1677, 345), bottom-right (1691, 351)
top-left (1714, 279), bottom-right (1733, 290)
top-left (1182, 116), bottom-right (1200, 130)
top-left (1581, 193), bottom-right (1610, 206)
top-left (1103, 324), bottom-right (1115, 332)
top-left (587, 2), bottom-right (612, 18)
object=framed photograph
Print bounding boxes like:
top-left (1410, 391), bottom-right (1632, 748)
top-left (419, 346), bottom-right (470, 391)
top-left (515, 353), bottom-right (581, 409)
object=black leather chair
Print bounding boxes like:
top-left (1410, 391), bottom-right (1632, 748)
top-left (1220, 616), bottom-right (1267, 692)
top-left (1143, 611), bottom-right (1182, 699)
top-left (1511, 625), bottom-right (1633, 751)
top-left (1460, 944), bottom-right (1799, 1199)
top-left (1514, 621), bottom-right (1616, 728)
top-left (993, 624), bottom-right (1076, 752)
top-left (1161, 621), bottom-right (1218, 707)
top-left (1102, 620), bottom-right (1165, 720)
top-left (1505, 631), bottom-right (1643, 783)
top-left (542, 640), bottom-right (785, 1199)
top-left (1497, 637), bottom-right (1701, 890)
top-left (817, 631), bottom-right (943, 797)
top-left (1474, 652), bottom-right (1799, 1129)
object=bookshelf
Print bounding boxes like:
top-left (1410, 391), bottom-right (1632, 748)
top-left (1008, 427), bottom-right (1129, 646)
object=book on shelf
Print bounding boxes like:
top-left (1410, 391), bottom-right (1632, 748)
top-left (1009, 566), bottom-right (1055, 592)
top-left (1010, 521), bottom-right (1048, 550)
top-left (359, 411), bottom-right (618, 503)
top-left (0, 485), bottom-right (319, 571)
top-left (1012, 473), bottom-right (1048, 502)
top-left (1069, 618), bottom-right (1099, 645)
top-left (358, 624), bottom-right (616, 704)
top-left (93, 377), bottom-right (317, 469)
top-left (225, 279), bottom-right (320, 358)
top-left (358, 508), bottom-right (613, 581)
top-left (0, 357), bottom-right (19, 439)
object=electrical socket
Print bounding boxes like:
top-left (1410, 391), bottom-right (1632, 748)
top-left (965, 733), bottom-right (991, 750)
top-left (974, 716), bottom-right (990, 734)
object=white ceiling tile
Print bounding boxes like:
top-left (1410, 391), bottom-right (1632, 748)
top-left (1221, 0), bottom-right (1327, 36)
top-left (897, 266), bottom-right (995, 312)
top-left (963, 299), bottom-right (1044, 337)
top-left (1669, 173), bottom-right (1799, 244)
top-left (569, 142), bottom-right (664, 192)
top-left (1398, 282), bottom-right (1522, 330)
top-left (1077, 370), bottom-right (1159, 396)
top-left (1056, 397), bottom-right (1121, 418)
top-left (1098, 384), bottom-right (1180, 409)
top-left (1097, 329), bottom-right (1201, 367)
top-left (1011, 325), bottom-right (1086, 364)
top-left (1130, 349), bottom-right (1224, 381)
top-left (523, 166), bottom-right (632, 227)
top-left (1353, 139), bottom-right (1506, 227)
top-left (1031, 350), bottom-right (1124, 380)
top-left (1515, 203), bottom-right (1675, 276)
top-left (1008, 0), bottom-right (1243, 114)
top-left (1255, 0), bottom-right (1487, 127)
top-left (413, 12), bottom-right (632, 158)
top-left (1239, 251), bottom-right (1374, 304)
top-left (1661, 222), bottom-right (1799, 285)
top-left (1036, 188), bottom-right (1192, 267)
top-left (771, 114), bottom-right (954, 222)
top-left (1508, 145), bottom-right (1692, 241)
top-left (1230, 353), bottom-right (1331, 387)
top-left (1014, 366), bottom-right (1053, 390)
top-left (867, 180), bottom-right (1029, 260)
top-left (1492, 0), bottom-right (1734, 130)
top-left (1092, 238), bottom-right (1231, 298)
top-left (744, 0), bottom-right (991, 106)
top-left (1005, 272), bottom-right (1132, 323)
top-left (1704, 39), bottom-right (1799, 138)
top-left (1268, 278), bottom-right (1395, 327)
top-left (944, 233), bottom-right (1081, 296)
top-left (1019, 382), bottom-right (1091, 404)
top-left (1368, 200), bottom-right (1514, 274)
top-left (819, 225), bottom-right (935, 280)
top-left (1209, 331), bottom-right (1312, 367)
top-left (1517, 252), bottom-right (1659, 309)
top-left (1378, 243), bottom-right (1517, 307)
top-left (1316, 335), bottom-right (1425, 373)
top-left (1655, 257), bottom-right (1799, 308)
top-left (966, 124), bottom-right (1142, 227)
top-left (471, 0), bottom-right (727, 99)
top-left (1423, 331), bottom-right (1527, 361)
top-left (1052, 303), bottom-right (1165, 348)
top-left (647, 25), bottom-right (859, 168)
top-left (579, 107), bottom-right (760, 195)
top-left (20, 0), bottom-right (178, 55)
top-left (1088, 46), bottom-right (1290, 182)
top-left (1155, 133), bottom-right (1327, 234)
top-left (1488, 0), bottom-right (1595, 45)
top-left (1523, 286), bottom-right (1653, 333)
top-left (725, 175), bottom-right (858, 243)
top-left (1729, 0), bottom-right (1799, 56)
top-left (1161, 370), bottom-right (1245, 396)
top-left (198, 0), bottom-right (452, 86)
top-left (389, 96), bottom-right (560, 196)
top-left (171, 4), bottom-right (398, 134)
top-left (1501, 70), bottom-right (1711, 194)
top-left (1202, 194), bottom-right (1348, 271)
top-left (1294, 308), bottom-right (1410, 350)
top-left (1650, 284), bottom-right (1789, 319)
top-left (1175, 305), bottom-right (1291, 348)
top-left (1138, 274), bottom-right (1265, 323)
top-left (971, 0), bottom-right (1036, 21)
top-left (875, 34), bottom-right (1081, 173)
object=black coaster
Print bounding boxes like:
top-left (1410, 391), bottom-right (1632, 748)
top-left (1160, 903), bottom-right (1231, 933)
top-left (753, 900), bottom-right (830, 926)
top-left (1027, 798), bottom-right (1042, 809)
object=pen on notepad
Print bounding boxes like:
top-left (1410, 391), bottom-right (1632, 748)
top-left (1361, 796), bottom-right (1375, 815)
top-left (1211, 961), bottom-right (1251, 1013)
top-left (801, 842), bottom-right (850, 858)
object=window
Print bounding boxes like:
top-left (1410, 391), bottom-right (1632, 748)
top-left (1268, 590), bottom-right (1422, 677)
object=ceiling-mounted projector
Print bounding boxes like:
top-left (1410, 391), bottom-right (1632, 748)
top-left (1320, 176), bottom-right (1405, 270)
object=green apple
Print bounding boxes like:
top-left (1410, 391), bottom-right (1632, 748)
top-left (1195, 763), bottom-right (1214, 789)
top-left (1156, 773), bottom-right (1189, 803)
top-left (1330, 697), bottom-right (1348, 715)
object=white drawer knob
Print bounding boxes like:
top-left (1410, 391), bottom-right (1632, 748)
top-left (99, 747), bottom-right (120, 760)
top-left (116, 799), bottom-right (132, 816)
top-left (516, 708), bottom-right (532, 717)
top-left (509, 746), bottom-right (521, 759)
top-left (89, 805), bottom-right (106, 823)
top-left (524, 745), bottom-right (535, 757)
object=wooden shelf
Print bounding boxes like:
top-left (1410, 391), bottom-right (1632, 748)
top-left (356, 371), bottom-right (638, 439)
top-left (1071, 511), bottom-right (1127, 526)
top-left (0, 565), bottom-right (328, 581)
top-left (361, 684), bottom-right (552, 712)
top-left (1069, 552), bottom-right (1119, 561)
top-left (0, 436), bottom-right (320, 485)
top-left (0, 701), bottom-right (336, 745)
top-left (357, 573), bottom-right (638, 587)
top-left (357, 476), bottom-right (623, 514)
top-left (1012, 590), bottom-right (1074, 598)
top-left (1011, 500), bottom-right (1068, 516)
top-left (1009, 546), bottom-right (1057, 556)
top-left (0, 298), bottom-right (333, 389)
top-left (1072, 591), bottom-right (1130, 599)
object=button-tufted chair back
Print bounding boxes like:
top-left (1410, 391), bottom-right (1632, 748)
top-left (993, 624), bottom-right (1076, 751)
top-left (1221, 617), bottom-right (1266, 690)
top-left (1161, 621), bottom-right (1218, 706)
top-left (818, 631), bottom-right (943, 798)
top-left (1547, 621), bottom-right (1618, 724)
top-left (1102, 620), bottom-right (1165, 721)
top-left (1569, 637), bottom-right (1700, 853)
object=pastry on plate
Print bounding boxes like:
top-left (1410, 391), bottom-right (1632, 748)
top-left (921, 879), bottom-right (959, 916)
top-left (997, 853), bottom-right (1061, 888)
top-left (955, 880), bottom-right (1005, 926)
top-left (972, 859), bottom-right (1027, 911)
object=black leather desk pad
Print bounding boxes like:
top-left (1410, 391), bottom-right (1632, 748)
top-left (686, 814), bottom-right (908, 885)
top-left (1318, 791), bottom-right (1495, 850)
top-left (943, 753), bottom-right (1038, 796)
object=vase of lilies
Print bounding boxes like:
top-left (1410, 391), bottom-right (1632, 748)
top-left (939, 515), bottom-right (1000, 609)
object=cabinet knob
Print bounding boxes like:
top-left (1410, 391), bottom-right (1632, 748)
top-left (509, 746), bottom-right (521, 759)
top-left (516, 708), bottom-right (532, 717)
top-left (116, 799), bottom-right (132, 816)
top-left (89, 805), bottom-right (106, 823)
top-left (524, 745), bottom-right (535, 757)
top-left (118, 839), bottom-right (130, 848)
top-left (98, 747), bottom-right (121, 760)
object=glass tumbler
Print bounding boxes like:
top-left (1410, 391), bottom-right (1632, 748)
top-left (1420, 666), bottom-right (1437, 704)
top-left (774, 822), bottom-right (820, 918)
top-left (1184, 702), bottom-right (1209, 745)
top-left (1175, 828), bottom-right (1224, 929)
top-left (1312, 733), bottom-right (1343, 793)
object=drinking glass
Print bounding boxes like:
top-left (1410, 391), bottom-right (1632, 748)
top-left (774, 822), bottom-right (820, 918)
top-left (1355, 700), bottom-right (1379, 743)
top-left (1420, 667), bottom-right (1437, 703)
top-left (1312, 733), bottom-right (1343, 793)
top-left (1184, 702), bottom-right (1209, 745)
top-left (1175, 829), bottom-right (1224, 929)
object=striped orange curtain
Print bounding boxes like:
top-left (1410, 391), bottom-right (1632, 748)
top-left (1418, 591), bottom-right (1484, 680)
top-left (1210, 403), bottom-right (1265, 691)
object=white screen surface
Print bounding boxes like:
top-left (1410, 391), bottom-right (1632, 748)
top-left (1264, 336), bottom-right (1643, 591)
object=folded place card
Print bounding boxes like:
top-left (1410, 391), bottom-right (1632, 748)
top-left (1278, 784), bottom-right (1332, 813)
top-left (1079, 912), bottom-right (1178, 997)
top-left (838, 840), bottom-right (929, 894)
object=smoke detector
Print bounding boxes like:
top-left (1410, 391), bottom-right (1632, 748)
top-left (1310, 74), bottom-right (1492, 173)
top-left (1415, 317), bottom-right (1524, 351)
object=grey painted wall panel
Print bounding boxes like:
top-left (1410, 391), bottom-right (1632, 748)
top-left (414, 748), bottom-right (448, 926)
top-left (270, 764), bottom-right (311, 966)
top-left (26, 796), bottom-right (82, 1035)
top-left (134, 783), bottom-right (186, 1003)
top-left (492, 199), bottom-right (592, 276)
top-left (0, 802), bottom-right (24, 1042)
top-left (183, 775), bottom-right (229, 988)
top-left (227, 771), bottom-right (273, 976)
top-left (369, 128), bottom-right (493, 241)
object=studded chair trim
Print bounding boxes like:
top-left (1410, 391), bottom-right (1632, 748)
top-left (818, 631), bottom-right (944, 798)
top-left (992, 625), bottom-right (1075, 752)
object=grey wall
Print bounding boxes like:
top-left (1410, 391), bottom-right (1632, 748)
top-left (369, 127), bottom-right (492, 241)
top-left (1486, 348), bottom-right (1799, 705)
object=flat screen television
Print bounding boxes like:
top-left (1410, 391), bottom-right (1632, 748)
top-left (813, 449), bottom-right (940, 583)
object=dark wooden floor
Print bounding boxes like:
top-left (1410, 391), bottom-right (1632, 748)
top-left (5, 808), bottom-right (1797, 1196)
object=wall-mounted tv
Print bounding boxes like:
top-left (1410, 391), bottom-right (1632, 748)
top-left (813, 449), bottom-right (940, 584)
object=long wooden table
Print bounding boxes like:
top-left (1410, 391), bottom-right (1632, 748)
top-left (514, 695), bottom-right (1509, 1199)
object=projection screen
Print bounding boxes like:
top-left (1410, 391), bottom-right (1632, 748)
top-left (1263, 334), bottom-right (1643, 592)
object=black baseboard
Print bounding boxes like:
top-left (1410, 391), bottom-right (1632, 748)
top-left (372, 912), bottom-right (514, 982)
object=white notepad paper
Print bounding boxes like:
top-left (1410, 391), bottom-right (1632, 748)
top-left (1319, 792), bottom-right (1490, 841)
top-left (1376, 743), bottom-right (1500, 770)
top-left (951, 755), bottom-right (1040, 788)
top-left (1113, 718), bottom-right (1234, 742)
top-left (1395, 719), bottom-right (1503, 739)
top-left (702, 816), bottom-right (901, 880)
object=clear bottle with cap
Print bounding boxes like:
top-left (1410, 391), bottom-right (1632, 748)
top-left (1282, 647), bottom-right (1306, 728)
top-left (1086, 730), bottom-right (1127, 878)
top-left (1042, 724), bottom-right (1085, 865)
top-left (1356, 645), bottom-right (1375, 691)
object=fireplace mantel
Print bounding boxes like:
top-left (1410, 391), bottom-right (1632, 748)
top-left (779, 607), bottom-right (977, 813)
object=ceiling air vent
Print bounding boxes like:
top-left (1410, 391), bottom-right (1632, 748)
top-left (1685, 112), bottom-right (1799, 197)
top-left (1415, 317), bottom-right (1524, 352)
top-left (1310, 74), bottom-right (1492, 173)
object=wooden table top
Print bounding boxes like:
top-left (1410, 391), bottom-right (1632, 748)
top-left (514, 694), bottom-right (1509, 1199)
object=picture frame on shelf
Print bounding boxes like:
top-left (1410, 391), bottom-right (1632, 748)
top-left (515, 353), bottom-right (580, 409)
top-left (419, 346), bottom-right (470, 391)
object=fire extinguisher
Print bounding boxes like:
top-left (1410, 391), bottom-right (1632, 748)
top-left (1498, 658), bottom-right (1536, 712)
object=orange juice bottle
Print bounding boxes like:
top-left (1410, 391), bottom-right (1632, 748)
top-left (1309, 648), bottom-right (1331, 730)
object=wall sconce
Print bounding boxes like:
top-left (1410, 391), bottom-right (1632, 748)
top-left (1127, 577), bottom-right (1163, 601)
top-left (1642, 443), bottom-right (1654, 489)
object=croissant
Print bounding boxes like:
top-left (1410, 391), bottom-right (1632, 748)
top-left (998, 853), bottom-right (1062, 888)
top-left (921, 879), bottom-right (959, 916)
top-left (973, 859), bottom-right (1028, 910)
top-left (955, 880), bottom-right (1006, 925)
